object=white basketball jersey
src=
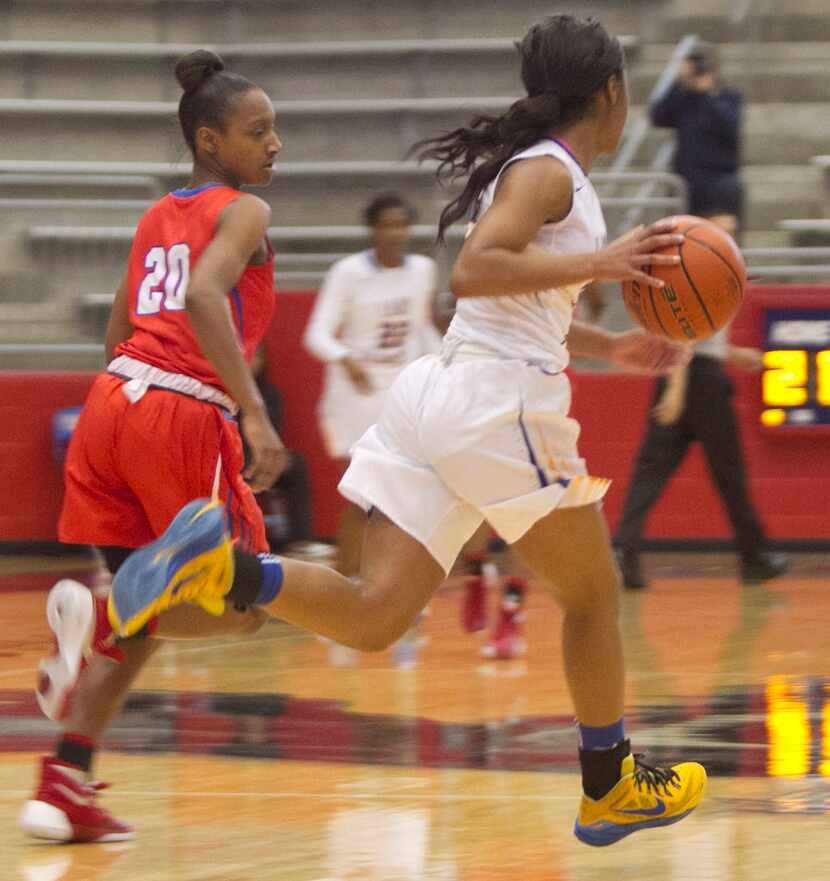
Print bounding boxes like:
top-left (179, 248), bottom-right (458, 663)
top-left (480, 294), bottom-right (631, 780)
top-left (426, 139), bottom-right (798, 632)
top-left (445, 138), bottom-right (607, 369)
top-left (306, 251), bottom-right (436, 363)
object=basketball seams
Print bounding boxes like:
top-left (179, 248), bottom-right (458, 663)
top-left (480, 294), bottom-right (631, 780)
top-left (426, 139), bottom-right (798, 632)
top-left (677, 246), bottom-right (717, 331)
top-left (645, 272), bottom-right (671, 338)
top-left (684, 232), bottom-right (745, 297)
top-left (678, 222), bottom-right (706, 238)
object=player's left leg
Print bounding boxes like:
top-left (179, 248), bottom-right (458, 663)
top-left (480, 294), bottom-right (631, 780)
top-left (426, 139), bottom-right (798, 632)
top-left (512, 502), bottom-right (706, 846)
top-left (110, 497), bottom-right (451, 653)
top-left (24, 567), bottom-right (267, 843)
top-left (20, 629), bottom-right (156, 843)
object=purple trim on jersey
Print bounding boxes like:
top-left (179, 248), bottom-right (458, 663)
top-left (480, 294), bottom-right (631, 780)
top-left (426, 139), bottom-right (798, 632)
top-left (546, 138), bottom-right (587, 175)
top-left (517, 407), bottom-right (549, 489)
top-left (172, 182), bottom-right (226, 198)
top-left (229, 286), bottom-right (244, 336)
top-left (224, 483), bottom-right (237, 545)
top-left (534, 364), bottom-right (562, 376)
top-left (518, 405), bottom-right (571, 490)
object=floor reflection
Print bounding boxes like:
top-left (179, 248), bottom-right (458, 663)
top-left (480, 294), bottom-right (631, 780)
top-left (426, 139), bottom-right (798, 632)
top-left (4, 676), bottom-right (830, 785)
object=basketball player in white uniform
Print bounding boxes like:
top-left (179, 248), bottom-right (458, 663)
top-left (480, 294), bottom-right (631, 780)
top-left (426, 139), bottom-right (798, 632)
top-left (112, 14), bottom-right (707, 846)
top-left (305, 192), bottom-right (440, 664)
top-left (305, 192), bottom-right (440, 572)
top-left (305, 194), bottom-right (439, 473)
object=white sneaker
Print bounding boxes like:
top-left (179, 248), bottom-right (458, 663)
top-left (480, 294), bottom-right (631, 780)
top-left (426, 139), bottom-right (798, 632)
top-left (36, 580), bottom-right (94, 721)
top-left (327, 640), bottom-right (359, 667)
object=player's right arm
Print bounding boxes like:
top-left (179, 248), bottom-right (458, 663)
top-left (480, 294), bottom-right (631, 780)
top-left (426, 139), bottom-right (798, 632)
top-left (185, 194), bottom-right (286, 492)
top-left (304, 260), bottom-right (372, 393)
top-left (568, 321), bottom-right (690, 374)
top-left (450, 157), bottom-right (683, 299)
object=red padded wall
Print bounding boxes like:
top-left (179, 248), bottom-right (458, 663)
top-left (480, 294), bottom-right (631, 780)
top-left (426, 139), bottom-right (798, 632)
top-left (1, 286), bottom-right (828, 543)
top-left (264, 290), bottom-right (347, 539)
top-left (264, 287), bottom-right (830, 541)
top-left (0, 372), bottom-right (95, 541)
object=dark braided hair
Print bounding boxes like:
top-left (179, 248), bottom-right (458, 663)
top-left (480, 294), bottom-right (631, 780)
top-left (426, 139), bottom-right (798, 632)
top-left (413, 15), bottom-right (624, 241)
top-left (174, 49), bottom-right (259, 154)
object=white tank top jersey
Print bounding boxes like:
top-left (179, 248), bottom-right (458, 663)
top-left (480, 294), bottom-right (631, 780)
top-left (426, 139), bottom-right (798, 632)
top-left (304, 250), bottom-right (438, 369)
top-left (445, 138), bottom-right (607, 370)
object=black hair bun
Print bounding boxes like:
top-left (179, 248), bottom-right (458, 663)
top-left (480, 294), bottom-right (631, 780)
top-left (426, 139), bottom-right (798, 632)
top-left (175, 49), bottom-right (225, 94)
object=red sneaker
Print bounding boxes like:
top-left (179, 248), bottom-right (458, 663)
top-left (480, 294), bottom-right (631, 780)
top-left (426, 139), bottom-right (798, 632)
top-left (481, 578), bottom-right (527, 660)
top-left (462, 577), bottom-right (487, 632)
top-left (37, 580), bottom-right (123, 722)
top-left (19, 757), bottom-right (133, 843)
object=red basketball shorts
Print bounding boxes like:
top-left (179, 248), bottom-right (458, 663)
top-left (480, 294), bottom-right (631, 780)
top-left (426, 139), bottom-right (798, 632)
top-left (59, 373), bottom-right (267, 552)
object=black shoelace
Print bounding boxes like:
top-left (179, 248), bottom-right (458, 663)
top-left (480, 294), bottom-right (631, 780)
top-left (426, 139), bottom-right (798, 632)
top-left (632, 755), bottom-right (680, 796)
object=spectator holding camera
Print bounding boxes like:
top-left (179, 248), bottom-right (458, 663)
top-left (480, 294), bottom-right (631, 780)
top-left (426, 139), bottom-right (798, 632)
top-left (615, 48), bottom-right (791, 589)
top-left (650, 43), bottom-right (744, 239)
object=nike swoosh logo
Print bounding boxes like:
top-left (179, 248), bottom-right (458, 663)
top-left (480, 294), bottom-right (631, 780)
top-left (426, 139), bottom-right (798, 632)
top-left (618, 798), bottom-right (667, 817)
top-left (170, 571), bottom-right (204, 598)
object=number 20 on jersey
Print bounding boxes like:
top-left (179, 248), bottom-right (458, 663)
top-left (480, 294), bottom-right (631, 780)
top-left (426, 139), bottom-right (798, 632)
top-left (137, 244), bottom-right (191, 315)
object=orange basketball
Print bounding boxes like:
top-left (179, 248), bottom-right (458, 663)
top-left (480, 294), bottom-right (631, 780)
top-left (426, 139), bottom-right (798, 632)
top-left (621, 215), bottom-right (746, 342)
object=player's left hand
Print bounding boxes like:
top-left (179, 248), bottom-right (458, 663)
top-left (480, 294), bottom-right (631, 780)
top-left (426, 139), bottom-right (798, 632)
top-left (608, 330), bottom-right (692, 374)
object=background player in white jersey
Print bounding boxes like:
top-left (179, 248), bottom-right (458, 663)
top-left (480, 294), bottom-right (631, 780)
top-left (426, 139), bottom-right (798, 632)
top-left (305, 192), bottom-right (440, 579)
top-left (111, 15), bottom-right (706, 846)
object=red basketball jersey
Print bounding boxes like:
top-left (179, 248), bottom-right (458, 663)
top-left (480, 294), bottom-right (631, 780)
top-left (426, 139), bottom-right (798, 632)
top-left (117, 182), bottom-right (275, 392)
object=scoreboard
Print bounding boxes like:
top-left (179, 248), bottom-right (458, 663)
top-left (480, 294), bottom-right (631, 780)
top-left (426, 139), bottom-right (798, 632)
top-left (759, 305), bottom-right (830, 430)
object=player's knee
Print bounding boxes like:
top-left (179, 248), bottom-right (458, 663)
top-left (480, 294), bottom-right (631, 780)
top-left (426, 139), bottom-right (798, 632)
top-left (559, 572), bottom-right (620, 618)
top-left (342, 576), bottom-right (412, 651)
top-left (352, 618), bottom-right (405, 652)
top-left (354, 606), bottom-right (412, 652)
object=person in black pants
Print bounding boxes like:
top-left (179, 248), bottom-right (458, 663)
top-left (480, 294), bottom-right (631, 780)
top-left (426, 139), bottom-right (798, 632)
top-left (650, 43), bottom-right (743, 240)
top-left (616, 329), bottom-right (788, 588)
top-left (250, 347), bottom-right (323, 554)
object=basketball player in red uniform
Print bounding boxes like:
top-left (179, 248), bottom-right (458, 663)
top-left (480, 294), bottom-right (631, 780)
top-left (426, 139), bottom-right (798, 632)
top-left (20, 49), bottom-right (289, 842)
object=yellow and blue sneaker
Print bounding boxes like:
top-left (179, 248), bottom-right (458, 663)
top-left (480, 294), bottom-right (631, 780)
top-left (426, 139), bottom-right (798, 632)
top-left (107, 498), bottom-right (234, 638)
top-left (574, 749), bottom-right (707, 846)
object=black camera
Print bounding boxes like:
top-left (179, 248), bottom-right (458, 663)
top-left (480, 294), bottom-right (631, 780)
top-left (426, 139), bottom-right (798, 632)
top-left (687, 50), bottom-right (712, 76)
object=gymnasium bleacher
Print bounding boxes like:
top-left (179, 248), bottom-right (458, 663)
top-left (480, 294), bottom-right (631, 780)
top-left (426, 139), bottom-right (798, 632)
top-left (1, 0), bottom-right (830, 366)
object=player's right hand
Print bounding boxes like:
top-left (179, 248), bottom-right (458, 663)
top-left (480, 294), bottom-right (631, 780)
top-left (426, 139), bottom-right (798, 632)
top-left (593, 221), bottom-right (684, 289)
top-left (241, 409), bottom-right (288, 492)
top-left (342, 357), bottom-right (373, 394)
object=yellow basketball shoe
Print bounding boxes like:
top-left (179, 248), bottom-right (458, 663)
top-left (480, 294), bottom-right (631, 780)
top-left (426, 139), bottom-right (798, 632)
top-left (107, 498), bottom-right (235, 637)
top-left (574, 747), bottom-right (707, 846)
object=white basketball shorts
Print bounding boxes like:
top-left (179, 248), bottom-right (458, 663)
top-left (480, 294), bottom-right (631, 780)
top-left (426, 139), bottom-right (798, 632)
top-left (339, 351), bottom-right (610, 574)
top-left (318, 362), bottom-right (399, 459)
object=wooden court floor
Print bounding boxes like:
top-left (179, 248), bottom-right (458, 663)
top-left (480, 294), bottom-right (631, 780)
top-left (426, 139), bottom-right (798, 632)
top-left (1, 550), bottom-right (829, 880)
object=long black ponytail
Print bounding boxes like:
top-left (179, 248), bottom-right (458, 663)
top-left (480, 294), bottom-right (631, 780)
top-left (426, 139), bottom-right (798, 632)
top-left (413, 15), bottom-right (624, 242)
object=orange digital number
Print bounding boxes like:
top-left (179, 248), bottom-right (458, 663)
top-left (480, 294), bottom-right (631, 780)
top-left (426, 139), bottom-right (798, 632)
top-left (817, 350), bottom-right (830, 407)
top-left (763, 350), bottom-right (808, 407)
